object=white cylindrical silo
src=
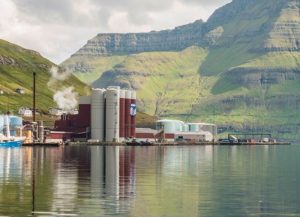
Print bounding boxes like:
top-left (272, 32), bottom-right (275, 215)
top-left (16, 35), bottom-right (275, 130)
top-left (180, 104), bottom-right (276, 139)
top-left (105, 88), bottom-right (120, 142)
top-left (91, 88), bottom-right (106, 141)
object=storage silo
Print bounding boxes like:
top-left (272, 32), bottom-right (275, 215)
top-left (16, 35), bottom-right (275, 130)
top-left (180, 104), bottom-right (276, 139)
top-left (9, 116), bottom-right (22, 137)
top-left (91, 89), bottom-right (105, 141)
top-left (130, 90), bottom-right (137, 138)
top-left (105, 88), bottom-right (120, 142)
top-left (125, 90), bottom-right (131, 138)
top-left (119, 90), bottom-right (126, 141)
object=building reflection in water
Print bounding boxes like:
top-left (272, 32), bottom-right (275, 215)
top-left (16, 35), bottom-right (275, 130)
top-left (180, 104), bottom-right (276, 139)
top-left (90, 146), bottom-right (136, 215)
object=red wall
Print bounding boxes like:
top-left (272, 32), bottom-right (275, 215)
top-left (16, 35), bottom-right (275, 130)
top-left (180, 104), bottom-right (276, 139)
top-left (54, 104), bottom-right (91, 133)
top-left (119, 98), bottom-right (125, 138)
top-left (130, 99), bottom-right (136, 138)
top-left (125, 98), bottom-right (131, 138)
top-left (136, 133), bottom-right (174, 139)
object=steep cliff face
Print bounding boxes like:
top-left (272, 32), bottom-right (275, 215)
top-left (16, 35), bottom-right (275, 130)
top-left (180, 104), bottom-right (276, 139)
top-left (72, 20), bottom-right (204, 57)
top-left (264, 0), bottom-right (300, 51)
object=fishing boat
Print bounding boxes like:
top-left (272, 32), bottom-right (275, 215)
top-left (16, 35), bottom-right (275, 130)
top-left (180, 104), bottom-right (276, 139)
top-left (0, 115), bottom-right (24, 147)
top-left (0, 137), bottom-right (23, 147)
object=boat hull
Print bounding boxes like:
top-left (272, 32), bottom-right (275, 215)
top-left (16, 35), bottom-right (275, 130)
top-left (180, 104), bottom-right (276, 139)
top-left (0, 140), bottom-right (23, 147)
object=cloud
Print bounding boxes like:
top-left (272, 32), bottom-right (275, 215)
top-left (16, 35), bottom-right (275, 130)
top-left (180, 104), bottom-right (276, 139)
top-left (0, 0), bottom-right (231, 63)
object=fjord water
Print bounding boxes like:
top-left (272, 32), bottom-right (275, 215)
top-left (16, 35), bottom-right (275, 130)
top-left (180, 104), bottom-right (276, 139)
top-left (0, 145), bottom-right (300, 217)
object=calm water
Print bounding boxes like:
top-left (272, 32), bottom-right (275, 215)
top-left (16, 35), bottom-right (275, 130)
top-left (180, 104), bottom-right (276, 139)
top-left (0, 145), bottom-right (300, 217)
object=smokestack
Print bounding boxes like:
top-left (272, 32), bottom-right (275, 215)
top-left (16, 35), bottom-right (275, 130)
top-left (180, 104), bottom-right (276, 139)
top-left (33, 72), bottom-right (36, 122)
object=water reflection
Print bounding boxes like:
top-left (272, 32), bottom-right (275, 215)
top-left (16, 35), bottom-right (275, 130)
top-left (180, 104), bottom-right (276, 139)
top-left (0, 145), bottom-right (300, 216)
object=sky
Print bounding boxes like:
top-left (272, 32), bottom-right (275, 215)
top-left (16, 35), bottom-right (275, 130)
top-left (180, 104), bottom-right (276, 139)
top-left (0, 0), bottom-right (231, 64)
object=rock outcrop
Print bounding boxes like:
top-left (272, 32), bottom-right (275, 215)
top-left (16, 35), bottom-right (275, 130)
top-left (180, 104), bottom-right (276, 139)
top-left (69, 0), bottom-right (299, 58)
top-left (264, 0), bottom-right (300, 51)
top-left (0, 55), bottom-right (16, 66)
top-left (73, 20), bottom-right (204, 57)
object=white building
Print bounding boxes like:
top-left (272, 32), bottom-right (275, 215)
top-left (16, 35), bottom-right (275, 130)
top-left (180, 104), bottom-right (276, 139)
top-left (18, 107), bottom-right (33, 117)
top-left (156, 120), bottom-right (217, 142)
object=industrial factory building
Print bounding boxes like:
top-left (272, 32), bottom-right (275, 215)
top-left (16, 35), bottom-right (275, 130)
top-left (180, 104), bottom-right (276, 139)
top-left (136, 120), bottom-right (217, 142)
top-left (49, 87), bottom-right (137, 143)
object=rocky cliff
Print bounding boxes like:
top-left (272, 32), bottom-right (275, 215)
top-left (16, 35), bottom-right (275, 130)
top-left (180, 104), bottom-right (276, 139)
top-left (72, 20), bottom-right (204, 57)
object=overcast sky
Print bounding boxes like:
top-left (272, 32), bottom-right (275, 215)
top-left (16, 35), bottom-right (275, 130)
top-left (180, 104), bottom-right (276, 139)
top-left (0, 0), bottom-right (231, 64)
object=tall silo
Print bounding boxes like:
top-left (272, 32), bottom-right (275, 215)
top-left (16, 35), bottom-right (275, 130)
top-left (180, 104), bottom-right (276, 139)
top-left (119, 90), bottom-right (126, 141)
top-left (125, 90), bottom-right (131, 138)
top-left (130, 91), bottom-right (137, 138)
top-left (91, 89), bottom-right (105, 141)
top-left (105, 88), bottom-right (120, 142)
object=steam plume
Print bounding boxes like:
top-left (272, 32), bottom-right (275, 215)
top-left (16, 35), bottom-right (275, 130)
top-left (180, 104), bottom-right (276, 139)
top-left (48, 66), bottom-right (79, 111)
top-left (53, 87), bottom-right (78, 111)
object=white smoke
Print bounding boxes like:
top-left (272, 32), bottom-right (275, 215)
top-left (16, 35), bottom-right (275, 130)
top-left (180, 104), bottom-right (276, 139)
top-left (53, 87), bottom-right (78, 111)
top-left (48, 66), bottom-right (79, 111)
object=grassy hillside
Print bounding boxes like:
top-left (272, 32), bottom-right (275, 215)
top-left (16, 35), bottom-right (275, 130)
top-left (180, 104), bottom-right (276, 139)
top-left (93, 46), bottom-right (208, 117)
top-left (61, 55), bottom-right (126, 84)
top-left (0, 39), bottom-right (89, 115)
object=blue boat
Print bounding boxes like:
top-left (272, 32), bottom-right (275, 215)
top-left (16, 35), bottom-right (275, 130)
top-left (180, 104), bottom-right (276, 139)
top-left (0, 140), bottom-right (23, 147)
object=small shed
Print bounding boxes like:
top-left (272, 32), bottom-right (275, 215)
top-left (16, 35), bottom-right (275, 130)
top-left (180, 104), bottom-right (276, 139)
top-left (16, 88), bottom-right (25, 94)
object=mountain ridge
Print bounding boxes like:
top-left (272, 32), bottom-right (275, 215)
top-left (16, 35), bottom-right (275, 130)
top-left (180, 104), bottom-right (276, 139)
top-left (62, 0), bottom-right (300, 140)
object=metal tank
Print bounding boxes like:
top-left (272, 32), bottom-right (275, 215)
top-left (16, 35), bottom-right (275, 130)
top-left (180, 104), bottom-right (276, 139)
top-left (125, 90), bottom-right (131, 138)
top-left (0, 115), bottom-right (4, 134)
top-left (91, 89), bottom-right (106, 141)
top-left (38, 121), bottom-right (44, 142)
top-left (105, 87), bottom-right (120, 142)
top-left (119, 90), bottom-right (126, 141)
top-left (187, 123), bottom-right (200, 132)
top-left (130, 90), bottom-right (137, 138)
top-left (183, 124), bottom-right (189, 132)
top-left (9, 116), bottom-right (22, 137)
top-left (156, 120), bottom-right (184, 134)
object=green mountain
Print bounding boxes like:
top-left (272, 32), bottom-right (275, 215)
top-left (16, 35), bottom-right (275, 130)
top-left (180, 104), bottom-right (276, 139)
top-left (0, 39), bottom-right (89, 115)
top-left (62, 0), bottom-right (300, 140)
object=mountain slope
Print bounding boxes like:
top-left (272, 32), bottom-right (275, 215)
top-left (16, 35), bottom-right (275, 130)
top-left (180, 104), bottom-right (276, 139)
top-left (0, 39), bottom-right (89, 114)
top-left (62, 0), bottom-right (300, 140)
